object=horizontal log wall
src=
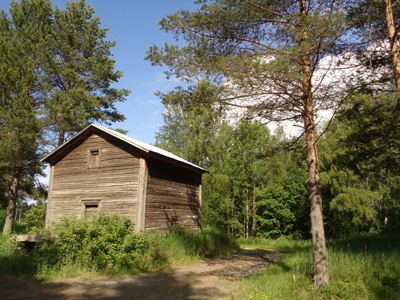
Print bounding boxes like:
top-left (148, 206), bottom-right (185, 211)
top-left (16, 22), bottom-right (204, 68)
top-left (48, 131), bottom-right (142, 226)
top-left (145, 159), bottom-right (201, 231)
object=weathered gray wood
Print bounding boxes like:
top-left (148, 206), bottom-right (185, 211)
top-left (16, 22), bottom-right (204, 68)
top-left (14, 234), bottom-right (59, 242)
top-left (135, 158), bottom-right (148, 232)
top-left (48, 133), bottom-right (140, 225)
top-left (45, 165), bottom-right (54, 229)
top-left (145, 159), bottom-right (201, 231)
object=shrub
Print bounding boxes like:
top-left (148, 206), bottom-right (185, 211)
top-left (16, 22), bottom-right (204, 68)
top-left (35, 212), bottom-right (145, 271)
top-left (1, 212), bottom-right (239, 279)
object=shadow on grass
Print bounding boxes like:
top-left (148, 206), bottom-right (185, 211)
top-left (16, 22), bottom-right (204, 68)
top-left (326, 233), bottom-right (400, 254)
top-left (370, 266), bottom-right (400, 300)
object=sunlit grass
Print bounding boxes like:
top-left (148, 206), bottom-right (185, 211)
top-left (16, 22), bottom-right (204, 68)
top-left (237, 234), bottom-right (400, 299)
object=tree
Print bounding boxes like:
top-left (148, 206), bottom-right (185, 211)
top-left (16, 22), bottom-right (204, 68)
top-left (41, 0), bottom-right (130, 146)
top-left (154, 82), bottom-right (272, 237)
top-left (339, 1), bottom-right (400, 234)
top-left (318, 92), bottom-right (400, 236)
top-left (348, 0), bottom-right (400, 92)
top-left (146, 0), bottom-right (350, 286)
top-left (155, 80), bottom-right (225, 167)
top-left (0, 0), bottom-right (50, 234)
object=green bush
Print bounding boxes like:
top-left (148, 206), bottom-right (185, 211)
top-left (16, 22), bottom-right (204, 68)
top-left (0, 212), bottom-right (239, 280)
top-left (33, 214), bottom-right (238, 278)
top-left (35, 212), bottom-right (148, 271)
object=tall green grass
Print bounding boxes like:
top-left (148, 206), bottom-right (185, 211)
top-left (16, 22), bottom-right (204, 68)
top-left (237, 235), bottom-right (400, 300)
top-left (0, 213), bottom-right (239, 281)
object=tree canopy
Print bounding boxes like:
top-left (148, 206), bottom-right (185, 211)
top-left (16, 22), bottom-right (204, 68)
top-left (146, 0), bottom-right (354, 287)
top-left (0, 0), bottom-right (129, 234)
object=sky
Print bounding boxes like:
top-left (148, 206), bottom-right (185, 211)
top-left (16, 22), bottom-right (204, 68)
top-left (2, 0), bottom-right (199, 145)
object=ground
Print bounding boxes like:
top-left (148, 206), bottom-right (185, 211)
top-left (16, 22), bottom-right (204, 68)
top-left (0, 249), bottom-right (284, 300)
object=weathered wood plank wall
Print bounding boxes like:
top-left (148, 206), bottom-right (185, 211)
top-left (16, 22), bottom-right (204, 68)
top-left (48, 132), bottom-right (141, 226)
top-left (145, 160), bottom-right (202, 231)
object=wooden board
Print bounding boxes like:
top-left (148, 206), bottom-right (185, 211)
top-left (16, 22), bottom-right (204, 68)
top-left (47, 132), bottom-right (140, 226)
top-left (145, 159), bottom-right (201, 231)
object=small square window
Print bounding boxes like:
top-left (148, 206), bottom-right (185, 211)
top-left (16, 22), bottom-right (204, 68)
top-left (81, 199), bottom-right (101, 217)
top-left (88, 149), bottom-right (100, 168)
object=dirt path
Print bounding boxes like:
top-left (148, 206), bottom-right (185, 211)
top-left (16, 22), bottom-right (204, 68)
top-left (0, 249), bottom-right (284, 300)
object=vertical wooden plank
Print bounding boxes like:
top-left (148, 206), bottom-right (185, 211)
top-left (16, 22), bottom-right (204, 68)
top-left (135, 158), bottom-right (148, 232)
top-left (199, 182), bottom-right (202, 227)
top-left (45, 165), bottom-right (55, 229)
top-left (199, 183), bottom-right (202, 207)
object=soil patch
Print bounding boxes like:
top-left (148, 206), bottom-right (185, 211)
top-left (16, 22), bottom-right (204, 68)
top-left (0, 249), bottom-right (284, 300)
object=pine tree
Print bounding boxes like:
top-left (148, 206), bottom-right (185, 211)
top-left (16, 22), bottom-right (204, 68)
top-left (41, 0), bottom-right (130, 146)
top-left (0, 0), bottom-right (50, 234)
top-left (146, 0), bottom-right (350, 286)
top-left (348, 0), bottom-right (400, 91)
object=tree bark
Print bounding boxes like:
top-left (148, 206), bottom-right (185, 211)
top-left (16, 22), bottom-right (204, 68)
top-left (252, 181), bottom-right (256, 235)
top-left (300, 0), bottom-right (329, 287)
top-left (384, 0), bottom-right (400, 91)
top-left (2, 166), bottom-right (22, 235)
top-left (245, 189), bottom-right (249, 238)
top-left (58, 129), bottom-right (65, 147)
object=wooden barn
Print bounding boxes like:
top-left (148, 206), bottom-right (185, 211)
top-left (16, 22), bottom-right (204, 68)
top-left (41, 123), bottom-right (207, 232)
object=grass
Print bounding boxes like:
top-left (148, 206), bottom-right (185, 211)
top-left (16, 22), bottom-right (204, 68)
top-left (2, 209), bottom-right (399, 299)
top-left (236, 235), bottom-right (400, 299)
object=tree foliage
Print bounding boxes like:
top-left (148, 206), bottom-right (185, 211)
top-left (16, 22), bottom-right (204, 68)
top-left (146, 0), bottom-right (351, 286)
top-left (0, 0), bottom-right (50, 234)
top-left (41, 0), bottom-right (130, 146)
top-left (0, 0), bottom-right (129, 234)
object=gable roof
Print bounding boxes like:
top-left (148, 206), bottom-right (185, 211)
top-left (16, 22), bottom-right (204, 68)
top-left (41, 123), bottom-right (208, 173)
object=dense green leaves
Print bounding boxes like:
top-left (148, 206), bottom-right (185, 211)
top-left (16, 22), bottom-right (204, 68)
top-left (1, 0), bottom-right (130, 234)
top-left (0, 0), bottom-right (50, 234)
top-left (41, 0), bottom-right (130, 146)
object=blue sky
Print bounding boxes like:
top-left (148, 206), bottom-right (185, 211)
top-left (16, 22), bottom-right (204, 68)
top-left (2, 0), bottom-right (199, 145)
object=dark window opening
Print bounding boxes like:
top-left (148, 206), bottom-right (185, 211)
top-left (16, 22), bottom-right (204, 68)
top-left (85, 204), bottom-right (98, 217)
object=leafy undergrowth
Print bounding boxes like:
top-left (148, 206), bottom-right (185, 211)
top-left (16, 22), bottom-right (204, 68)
top-left (236, 234), bottom-right (400, 299)
top-left (0, 212), bottom-right (239, 281)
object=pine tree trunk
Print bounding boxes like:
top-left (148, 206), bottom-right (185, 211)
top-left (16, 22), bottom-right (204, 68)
top-left (299, 0), bottom-right (329, 287)
top-left (58, 129), bottom-right (65, 147)
top-left (304, 113), bottom-right (329, 287)
top-left (252, 182), bottom-right (256, 235)
top-left (384, 0), bottom-right (400, 91)
top-left (2, 167), bottom-right (22, 235)
top-left (246, 190), bottom-right (249, 238)
top-left (231, 196), bottom-right (235, 236)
